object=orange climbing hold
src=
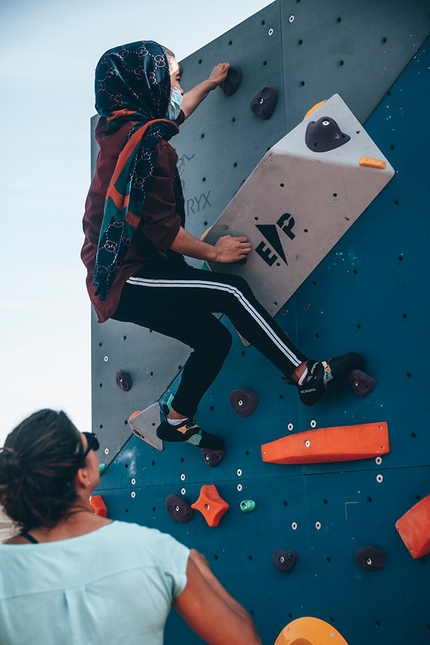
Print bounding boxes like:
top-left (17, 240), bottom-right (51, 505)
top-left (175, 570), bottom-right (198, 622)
top-left (90, 494), bottom-right (108, 517)
top-left (303, 100), bottom-right (327, 120)
top-left (129, 410), bottom-right (142, 420)
top-left (275, 616), bottom-right (349, 645)
top-left (261, 422), bottom-right (389, 464)
top-left (191, 484), bottom-right (229, 527)
top-left (395, 494), bottom-right (430, 559)
top-left (359, 155), bottom-right (386, 169)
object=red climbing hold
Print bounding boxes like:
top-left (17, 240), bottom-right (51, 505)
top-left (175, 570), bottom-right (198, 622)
top-left (90, 495), bottom-right (108, 518)
top-left (396, 494), bottom-right (430, 559)
top-left (261, 422), bottom-right (389, 464)
top-left (191, 484), bottom-right (229, 527)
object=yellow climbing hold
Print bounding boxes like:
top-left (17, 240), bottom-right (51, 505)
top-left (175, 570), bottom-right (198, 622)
top-left (303, 100), bottom-right (327, 120)
top-left (359, 156), bottom-right (386, 169)
top-left (275, 617), bottom-right (349, 645)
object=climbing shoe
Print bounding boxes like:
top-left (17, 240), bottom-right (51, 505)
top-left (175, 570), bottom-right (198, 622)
top-left (156, 418), bottom-right (224, 450)
top-left (283, 352), bottom-right (363, 406)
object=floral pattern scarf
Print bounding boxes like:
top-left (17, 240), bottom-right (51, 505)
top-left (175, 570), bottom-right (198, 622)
top-left (93, 40), bottom-right (184, 301)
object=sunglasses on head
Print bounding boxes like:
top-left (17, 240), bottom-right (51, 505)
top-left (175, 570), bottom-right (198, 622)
top-left (81, 432), bottom-right (100, 463)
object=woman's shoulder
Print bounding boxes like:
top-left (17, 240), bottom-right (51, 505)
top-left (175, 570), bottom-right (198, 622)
top-left (110, 522), bottom-right (189, 557)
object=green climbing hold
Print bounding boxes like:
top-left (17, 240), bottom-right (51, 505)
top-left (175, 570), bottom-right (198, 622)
top-left (99, 463), bottom-right (107, 475)
top-left (240, 500), bottom-right (256, 513)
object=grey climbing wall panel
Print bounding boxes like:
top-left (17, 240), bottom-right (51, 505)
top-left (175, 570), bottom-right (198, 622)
top-left (90, 1), bottom-right (430, 644)
top-left (204, 93), bottom-right (394, 315)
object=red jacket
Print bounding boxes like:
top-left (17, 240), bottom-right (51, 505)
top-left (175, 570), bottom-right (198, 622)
top-left (81, 117), bottom-right (183, 322)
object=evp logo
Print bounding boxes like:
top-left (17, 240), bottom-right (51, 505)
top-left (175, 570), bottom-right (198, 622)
top-left (255, 213), bottom-right (296, 267)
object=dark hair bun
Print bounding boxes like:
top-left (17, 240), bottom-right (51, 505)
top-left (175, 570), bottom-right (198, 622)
top-left (0, 410), bottom-right (83, 529)
top-left (0, 448), bottom-right (27, 498)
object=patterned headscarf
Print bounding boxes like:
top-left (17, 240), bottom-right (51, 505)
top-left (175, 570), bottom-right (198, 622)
top-left (93, 40), bottom-right (184, 301)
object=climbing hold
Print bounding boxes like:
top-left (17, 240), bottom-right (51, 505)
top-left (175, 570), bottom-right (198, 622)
top-left (116, 369), bottom-right (132, 391)
top-left (275, 617), bottom-right (349, 645)
top-left (356, 546), bottom-right (386, 571)
top-left (90, 495), bottom-right (108, 518)
top-left (128, 403), bottom-right (163, 451)
top-left (303, 99), bottom-right (327, 120)
top-left (261, 422), bottom-right (390, 464)
top-left (359, 155), bottom-right (386, 169)
top-left (201, 447), bottom-right (226, 468)
top-left (273, 549), bottom-right (297, 572)
top-left (305, 116), bottom-right (351, 152)
top-left (395, 494), bottom-right (430, 559)
top-left (191, 484), bottom-right (229, 527)
top-left (220, 66), bottom-right (242, 96)
top-left (229, 389), bottom-right (259, 417)
top-left (200, 226), bottom-right (212, 241)
top-left (165, 494), bottom-right (194, 523)
top-left (250, 86), bottom-right (278, 120)
top-left (240, 500), bottom-right (256, 513)
top-left (347, 369), bottom-right (376, 397)
top-left (98, 463), bottom-right (106, 475)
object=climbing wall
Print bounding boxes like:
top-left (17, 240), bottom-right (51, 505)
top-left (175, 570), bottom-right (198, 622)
top-left (91, 1), bottom-right (430, 644)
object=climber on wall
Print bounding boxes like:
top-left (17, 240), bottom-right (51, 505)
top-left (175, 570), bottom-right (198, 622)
top-left (81, 39), bottom-right (362, 452)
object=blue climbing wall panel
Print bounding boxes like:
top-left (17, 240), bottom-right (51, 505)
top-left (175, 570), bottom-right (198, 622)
top-left (92, 2), bottom-right (430, 643)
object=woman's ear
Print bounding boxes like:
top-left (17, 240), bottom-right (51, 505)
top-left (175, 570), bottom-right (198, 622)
top-left (75, 467), bottom-right (89, 489)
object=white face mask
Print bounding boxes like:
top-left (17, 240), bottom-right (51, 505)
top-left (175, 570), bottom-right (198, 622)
top-left (166, 87), bottom-right (183, 121)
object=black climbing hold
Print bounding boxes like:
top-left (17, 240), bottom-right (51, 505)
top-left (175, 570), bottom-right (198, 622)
top-left (356, 546), bottom-right (386, 571)
top-left (201, 447), bottom-right (226, 468)
top-left (250, 86), bottom-right (278, 120)
top-left (273, 549), bottom-right (298, 572)
top-left (165, 494), bottom-right (194, 523)
top-left (116, 370), bottom-right (132, 391)
top-left (220, 66), bottom-right (242, 96)
top-left (229, 389), bottom-right (259, 417)
top-left (347, 369), bottom-right (376, 397)
top-left (305, 116), bottom-right (350, 152)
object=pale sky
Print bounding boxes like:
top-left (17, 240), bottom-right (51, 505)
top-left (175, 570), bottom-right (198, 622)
top-left (0, 0), bottom-right (271, 446)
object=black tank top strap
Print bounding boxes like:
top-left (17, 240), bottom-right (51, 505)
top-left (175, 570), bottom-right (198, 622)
top-left (20, 530), bottom-right (39, 544)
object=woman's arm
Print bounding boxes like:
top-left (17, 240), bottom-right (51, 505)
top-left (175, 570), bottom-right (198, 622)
top-left (173, 549), bottom-right (262, 645)
top-left (169, 226), bottom-right (251, 263)
top-left (181, 63), bottom-right (230, 119)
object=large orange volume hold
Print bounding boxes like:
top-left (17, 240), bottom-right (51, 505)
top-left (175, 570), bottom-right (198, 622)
top-left (261, 422), bottom-right (389, 464)
top-left (396, 494), bottom-right (430, 559)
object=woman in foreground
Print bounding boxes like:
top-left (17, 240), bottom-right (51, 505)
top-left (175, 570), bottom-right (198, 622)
top-left (0, 409), bottom-right (261, 645)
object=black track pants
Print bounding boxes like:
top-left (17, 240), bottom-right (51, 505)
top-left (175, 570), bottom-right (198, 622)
top-left (112, 263), bottom-right (307, 417)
